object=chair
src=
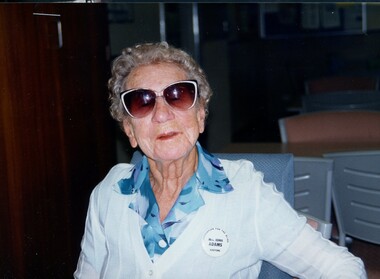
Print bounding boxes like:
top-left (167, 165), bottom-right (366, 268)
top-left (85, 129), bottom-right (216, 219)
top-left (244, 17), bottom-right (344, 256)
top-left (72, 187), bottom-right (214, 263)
top-left (305, 76), bottom-right (379, 95)
top-left (294, 157), bottom-right (333, 222)
top-left (324, 150), bottom-right (380, 246)
top-left (278, 110), bottom-right (380, 143)
top-left (215, 153), bottom-right (332, 240)
top-left (301, 91), bottom-right (380, 113)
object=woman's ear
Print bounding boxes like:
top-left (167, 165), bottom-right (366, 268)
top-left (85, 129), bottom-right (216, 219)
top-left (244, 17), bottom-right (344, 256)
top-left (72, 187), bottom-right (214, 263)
top-left (197, 106), bottom-right (206, 134)
top-left (122, 119), bottom-right (138, 148)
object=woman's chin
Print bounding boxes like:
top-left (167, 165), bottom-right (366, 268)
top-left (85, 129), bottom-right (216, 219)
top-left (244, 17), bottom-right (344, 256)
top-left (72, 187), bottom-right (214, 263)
top-left (154, 145), bottom-right (194, 162)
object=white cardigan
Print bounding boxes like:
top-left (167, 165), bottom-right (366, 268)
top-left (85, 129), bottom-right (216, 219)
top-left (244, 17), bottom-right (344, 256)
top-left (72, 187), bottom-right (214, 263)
top-left (75, 159), bottom-right (366, 279)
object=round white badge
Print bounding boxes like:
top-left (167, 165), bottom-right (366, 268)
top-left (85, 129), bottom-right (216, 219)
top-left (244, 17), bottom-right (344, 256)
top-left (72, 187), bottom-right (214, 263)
top-left (202, 228), bottom-right (230, 257)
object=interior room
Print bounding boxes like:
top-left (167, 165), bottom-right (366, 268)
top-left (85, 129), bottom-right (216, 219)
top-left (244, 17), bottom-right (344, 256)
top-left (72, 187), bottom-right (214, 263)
top-left (1, 2), bottom-right (380, 278)
top-left (108, 3), bottom-right (380, 160)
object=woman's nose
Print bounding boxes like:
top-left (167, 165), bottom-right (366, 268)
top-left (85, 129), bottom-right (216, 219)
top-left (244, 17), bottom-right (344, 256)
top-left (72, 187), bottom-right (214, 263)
top-left (151, 96), bottom-right (174, 122)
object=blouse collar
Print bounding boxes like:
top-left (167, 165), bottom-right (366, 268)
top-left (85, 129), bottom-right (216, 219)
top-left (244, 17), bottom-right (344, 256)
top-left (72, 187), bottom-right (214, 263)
top-left (115, 142), bottom-right (234, 195)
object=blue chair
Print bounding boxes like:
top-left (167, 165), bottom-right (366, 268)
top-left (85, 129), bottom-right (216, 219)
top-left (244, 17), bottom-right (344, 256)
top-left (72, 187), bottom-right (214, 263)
top-left (215, 153), bottom-right (331, 278)
top-left (294, 157), bottom-right (333, 222)
top-left (324, 150), bottom-right (380, 246)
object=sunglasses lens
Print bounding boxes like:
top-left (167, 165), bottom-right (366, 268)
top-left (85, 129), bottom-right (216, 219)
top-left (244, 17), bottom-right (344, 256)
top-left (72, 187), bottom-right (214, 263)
top-left (123, 89), bottom-right (156, 118)
top-left (164, 82), bottom-right (196, 110)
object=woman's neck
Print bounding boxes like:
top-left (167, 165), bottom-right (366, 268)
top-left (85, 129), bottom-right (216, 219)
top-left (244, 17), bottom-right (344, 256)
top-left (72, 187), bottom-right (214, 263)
top-left (148, 148), bottom-right (198, 222)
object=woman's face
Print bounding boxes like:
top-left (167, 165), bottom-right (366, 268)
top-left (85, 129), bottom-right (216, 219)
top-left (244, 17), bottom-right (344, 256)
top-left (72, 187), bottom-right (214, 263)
top-left (122, 62), bottom-right (205, 162)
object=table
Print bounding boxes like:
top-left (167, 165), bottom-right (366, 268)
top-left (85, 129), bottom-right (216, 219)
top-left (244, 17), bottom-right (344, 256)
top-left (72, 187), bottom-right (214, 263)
top-left (221, 142), bottom-right (380, 157)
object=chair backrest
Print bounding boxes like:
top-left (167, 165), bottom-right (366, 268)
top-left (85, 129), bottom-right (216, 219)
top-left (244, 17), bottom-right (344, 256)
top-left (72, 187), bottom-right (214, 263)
top-left (294, 157), bottom-right (333, 222)
top-left (131, 151), bottom-right (294, 279)
top-left (278, 110), bottom-right (380, 143)
top-left (215, 153), bottom-right (294, 206)
top-left (305, 76), bottom-right (379, 95)
top-left (301, 91), bottom-right (380, 113)
top-left (324, 150), bottom-right (380, 246)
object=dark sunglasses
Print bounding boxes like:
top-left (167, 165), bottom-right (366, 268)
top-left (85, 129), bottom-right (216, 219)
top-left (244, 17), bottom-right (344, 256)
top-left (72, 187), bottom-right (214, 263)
top-left (120, 80), bottom-right (198, 118)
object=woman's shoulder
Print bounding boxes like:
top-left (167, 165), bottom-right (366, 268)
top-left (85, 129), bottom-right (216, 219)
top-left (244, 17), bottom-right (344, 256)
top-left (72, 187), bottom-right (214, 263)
top-left (218, 158), bottom-right (265, 189)
top-left (218, 157), bottom-right (258, 177)
top-left (92, 163), bottom-right (135, 196)
top-left (107, 163), bottom-right (135, 178)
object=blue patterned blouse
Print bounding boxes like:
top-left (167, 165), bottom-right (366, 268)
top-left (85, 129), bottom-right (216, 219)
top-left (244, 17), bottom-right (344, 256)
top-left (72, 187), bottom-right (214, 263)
top-left (116, 143), bottom-right (234, 262)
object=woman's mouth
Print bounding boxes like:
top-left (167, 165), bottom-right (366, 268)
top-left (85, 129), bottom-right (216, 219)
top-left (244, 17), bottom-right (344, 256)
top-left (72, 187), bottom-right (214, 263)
top-left (157, 131), bottom-right (178, 140)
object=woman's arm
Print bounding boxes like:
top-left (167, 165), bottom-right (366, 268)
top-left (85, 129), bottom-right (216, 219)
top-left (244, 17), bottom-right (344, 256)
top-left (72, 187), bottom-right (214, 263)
top-left (74, 188), bottom-right (105, 279)
top-left (254, 175), bottom-right (366, 278)
top-left (271, 222), bottom-right (367, 278)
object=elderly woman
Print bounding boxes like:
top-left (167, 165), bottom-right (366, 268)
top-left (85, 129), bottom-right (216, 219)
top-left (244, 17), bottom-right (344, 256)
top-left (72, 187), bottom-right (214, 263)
top-left (74, 42), bottom-right (366, 278)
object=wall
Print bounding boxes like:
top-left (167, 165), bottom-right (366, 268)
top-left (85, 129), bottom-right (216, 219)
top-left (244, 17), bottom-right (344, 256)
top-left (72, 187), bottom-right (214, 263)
top-left (107, 3), bottom-right (232, 156)
top-left (108, 3), bottom-right (161, 162)
top-left (222, 3), bottom-right (380, 143)
top-left (108, 3), bottom-right (161, 57)
top-left (107, 3), bottom-right (380, 154)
